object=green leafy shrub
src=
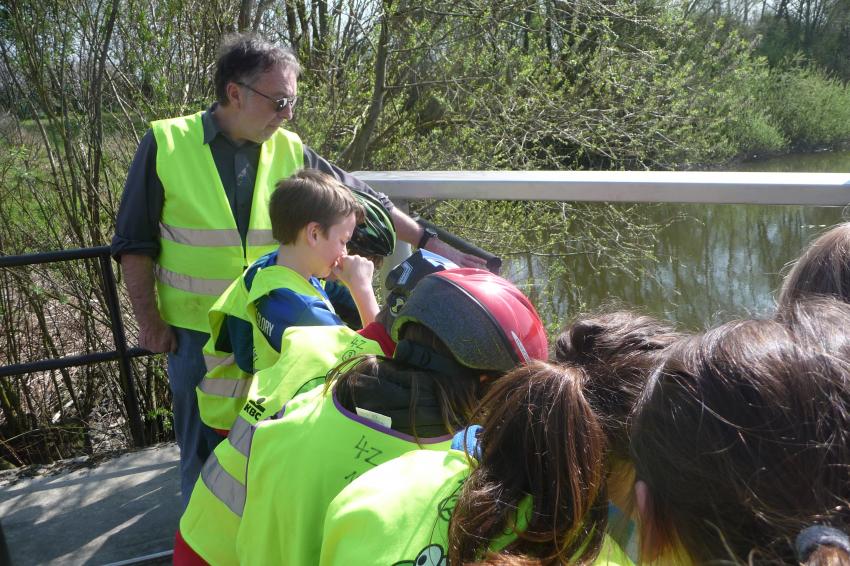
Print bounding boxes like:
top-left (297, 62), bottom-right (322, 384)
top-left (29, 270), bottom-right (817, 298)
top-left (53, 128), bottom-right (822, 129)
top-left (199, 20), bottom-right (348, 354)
top-left (764, 61), bottom-right (850, 148)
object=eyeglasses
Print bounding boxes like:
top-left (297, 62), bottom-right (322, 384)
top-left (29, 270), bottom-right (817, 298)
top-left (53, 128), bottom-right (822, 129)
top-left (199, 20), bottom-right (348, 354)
top-left (236, 81), bottom-right (298, 112)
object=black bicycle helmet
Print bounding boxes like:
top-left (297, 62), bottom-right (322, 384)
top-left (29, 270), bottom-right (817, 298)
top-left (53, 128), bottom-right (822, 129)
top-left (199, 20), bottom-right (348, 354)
top-left (349, 189), bottom-right (396, 257)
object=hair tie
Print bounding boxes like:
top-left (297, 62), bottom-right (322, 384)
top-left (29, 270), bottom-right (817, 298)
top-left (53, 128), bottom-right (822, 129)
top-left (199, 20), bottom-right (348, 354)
top-left (450, 425), bottom-right (482, 459)
top-left (795, 525), bottom-right (850, 562)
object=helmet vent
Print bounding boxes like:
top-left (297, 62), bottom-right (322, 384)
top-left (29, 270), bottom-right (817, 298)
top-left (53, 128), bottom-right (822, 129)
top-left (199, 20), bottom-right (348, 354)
top-left (511, 331), bottom-right (531, 363)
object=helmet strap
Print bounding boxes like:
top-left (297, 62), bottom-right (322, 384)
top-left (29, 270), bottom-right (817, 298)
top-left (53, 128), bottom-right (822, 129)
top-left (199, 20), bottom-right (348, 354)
top-left (394, 339), bottom-right (473, 377)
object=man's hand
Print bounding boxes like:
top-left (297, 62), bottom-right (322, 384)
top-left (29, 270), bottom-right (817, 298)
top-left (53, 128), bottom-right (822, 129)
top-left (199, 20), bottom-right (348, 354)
top-left (425, 239), bottom-right (487, 270)
top-left (139, 315), bottom-right (178, 353)
top-left (120, 254), bottom-right (178, 354)
top-left (389, 208), bottom-right (489, 270)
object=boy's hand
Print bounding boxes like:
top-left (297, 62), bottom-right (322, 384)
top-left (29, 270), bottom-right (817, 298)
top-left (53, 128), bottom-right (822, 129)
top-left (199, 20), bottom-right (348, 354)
top-left (333, 255), bottom-right (379, 326)
top-left (333, 255), bottom-right (375, 291)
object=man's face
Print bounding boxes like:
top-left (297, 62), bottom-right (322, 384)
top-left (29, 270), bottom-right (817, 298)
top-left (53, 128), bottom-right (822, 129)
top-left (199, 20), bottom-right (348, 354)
top-left (310, 213), bottom-right (357, 278)
top-left (233, 64), bottom-right (297, 143)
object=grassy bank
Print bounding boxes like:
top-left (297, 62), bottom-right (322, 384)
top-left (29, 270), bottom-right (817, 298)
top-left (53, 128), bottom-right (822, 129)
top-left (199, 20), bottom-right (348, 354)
top-left (730, 63), bottom-right (850, 158)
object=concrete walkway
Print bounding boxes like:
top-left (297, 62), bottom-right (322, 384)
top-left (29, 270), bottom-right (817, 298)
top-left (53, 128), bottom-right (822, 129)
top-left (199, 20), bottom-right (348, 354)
top-left (0, 443), bottom-right (181, 566)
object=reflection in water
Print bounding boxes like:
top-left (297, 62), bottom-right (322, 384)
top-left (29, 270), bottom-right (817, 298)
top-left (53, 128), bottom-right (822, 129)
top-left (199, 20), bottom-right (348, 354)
top-left (506, 151), bottom-right (850, 330)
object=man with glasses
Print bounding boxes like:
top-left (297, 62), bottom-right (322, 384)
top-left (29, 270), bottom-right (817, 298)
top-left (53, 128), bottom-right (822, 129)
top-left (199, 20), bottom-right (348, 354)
top-left (111, 33), bottom-right (483, 507)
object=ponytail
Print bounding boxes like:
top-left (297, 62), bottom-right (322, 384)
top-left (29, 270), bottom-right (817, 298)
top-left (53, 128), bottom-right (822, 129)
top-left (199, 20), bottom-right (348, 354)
top-left (554, 311), bottom-right (677, 367)
top-left (448, 361), bottom-right (608, 565)
top-left (797, 526), bottom-right (850, 566)
top-left (555, 310), bottom-right (681, 461)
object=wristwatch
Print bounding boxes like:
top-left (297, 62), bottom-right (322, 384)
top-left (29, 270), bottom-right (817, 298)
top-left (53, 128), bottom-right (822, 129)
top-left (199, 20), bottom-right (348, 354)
top-left (417, 226), bottom-right (438, 249)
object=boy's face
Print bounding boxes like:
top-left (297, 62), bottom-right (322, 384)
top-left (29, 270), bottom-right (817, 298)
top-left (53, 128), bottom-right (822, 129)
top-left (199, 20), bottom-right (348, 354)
top-left (309, 213), bottom-right (358, 278)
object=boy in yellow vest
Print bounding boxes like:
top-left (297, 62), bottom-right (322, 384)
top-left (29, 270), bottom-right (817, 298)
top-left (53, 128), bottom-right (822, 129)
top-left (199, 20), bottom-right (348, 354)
top-left (199, 169), bottom-right (381, 434)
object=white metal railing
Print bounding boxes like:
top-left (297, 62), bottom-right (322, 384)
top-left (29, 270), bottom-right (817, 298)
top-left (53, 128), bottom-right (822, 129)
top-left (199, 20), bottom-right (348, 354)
top-left (355, 171), bottom-right (850, 206)
top-left (355, 170), bottom-right (850, 269)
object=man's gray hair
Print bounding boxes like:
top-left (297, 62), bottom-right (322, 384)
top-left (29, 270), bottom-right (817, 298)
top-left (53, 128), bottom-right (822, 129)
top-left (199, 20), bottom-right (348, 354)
top-left (214, 33), bottom-right (300, 105)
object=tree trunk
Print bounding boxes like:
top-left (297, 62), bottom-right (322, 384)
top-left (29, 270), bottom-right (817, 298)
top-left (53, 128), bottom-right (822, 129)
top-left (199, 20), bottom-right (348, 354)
top-left (296, 0), bottom-right (311, 52)
top-left (252, 0), bottom-right (274, 31)
top-left (284, 0), bottom-right (300, 48)
top-left (238, 0), bottom-right (255, 31)
top-left (339, 4), bottom-right (391, 169)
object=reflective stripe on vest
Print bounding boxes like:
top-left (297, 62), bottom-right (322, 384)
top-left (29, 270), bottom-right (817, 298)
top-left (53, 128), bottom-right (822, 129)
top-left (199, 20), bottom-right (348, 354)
top-left (204, 352), bottom-right (233, 372)
top-left (154, 264), bottom-right (234, 297)
top-left (200, 454), bottom-right (246, 517)
top-left (159, 222), bottom-right (242, 247)
top-left (246, 230), bottom-right (276, 247)
top-left (197, 376), bottom-right (252, 399)
top-left (159, 222), bottom-right (276, 248)
top-left (229, 416), bottom-right (253, 458)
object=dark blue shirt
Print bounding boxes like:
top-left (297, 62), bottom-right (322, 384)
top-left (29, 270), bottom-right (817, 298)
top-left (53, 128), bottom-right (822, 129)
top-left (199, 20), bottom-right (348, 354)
top-left (323, 280), bottom-right (362, 329)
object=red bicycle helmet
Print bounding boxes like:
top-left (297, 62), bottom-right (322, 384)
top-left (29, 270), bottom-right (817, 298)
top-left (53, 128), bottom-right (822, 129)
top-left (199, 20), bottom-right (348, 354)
top-left (390, 268), bottom-right (548, 373)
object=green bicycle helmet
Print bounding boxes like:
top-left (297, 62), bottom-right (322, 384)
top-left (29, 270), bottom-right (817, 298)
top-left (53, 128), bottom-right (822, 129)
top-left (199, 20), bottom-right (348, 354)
top-left (349, 189), bottom-right (396, 257)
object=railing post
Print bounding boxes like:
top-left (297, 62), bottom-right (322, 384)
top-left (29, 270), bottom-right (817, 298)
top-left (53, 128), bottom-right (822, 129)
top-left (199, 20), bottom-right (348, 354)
top-left (380, 198), bottom-right (413, 284)
top-left (99, 253), bottom-right (146, 448)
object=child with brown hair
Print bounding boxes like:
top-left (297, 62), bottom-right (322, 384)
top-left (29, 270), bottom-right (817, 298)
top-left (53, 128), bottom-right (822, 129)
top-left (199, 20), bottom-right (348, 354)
top-left (319, 360), bottom-right (613, 566)
top-left (317, 310), bottom-right (682, 566)
top-left (555, 310), bottom-right (683, 560)
top-left (199, 169), bottom-right (380, 433)
top-left (183, 268), bottom-right (549, 566)
top-left (631, 298), bottom-right (850, 565)
top-left (777, 221), bottom-right (850, 307)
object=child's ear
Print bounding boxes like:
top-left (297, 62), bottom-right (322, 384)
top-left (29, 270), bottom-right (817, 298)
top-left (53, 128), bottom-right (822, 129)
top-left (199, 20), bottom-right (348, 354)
top-left (304, 221), bottom-right (322, 247)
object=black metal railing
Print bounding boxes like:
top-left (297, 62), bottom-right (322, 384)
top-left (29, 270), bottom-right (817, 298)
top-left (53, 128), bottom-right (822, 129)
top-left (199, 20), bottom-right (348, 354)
top-left (0, 246), bottom-right (150, 448)
top-left (0, 234), bottom-right (502, 453)
top-left (416, 218), bottom-right (502, 274)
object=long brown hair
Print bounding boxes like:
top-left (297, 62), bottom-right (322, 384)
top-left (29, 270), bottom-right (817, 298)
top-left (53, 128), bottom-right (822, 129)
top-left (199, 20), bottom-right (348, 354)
top-left (554, 310), bottom-right (682, 463)
top-left (448, 360), bottom-right (608, 565)
top-left (778, 222), bottom-right (850, 308)
top-left (631, 298), bottom-right (850, 565)
top-left (326, 322), bottom-right (483, 437)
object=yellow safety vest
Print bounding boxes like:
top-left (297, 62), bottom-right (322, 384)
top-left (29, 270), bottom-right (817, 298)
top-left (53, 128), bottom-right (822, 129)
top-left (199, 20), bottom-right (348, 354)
top-left (198, 256), bottom-right (337, 431)
top-left (180, 325), bottom-right (385, 565)
top-left (320, 449), bottom-right (634, 566)
top-left (152, 111), bottom-right (303, 331)
top-left (235, 388), bottom-right (454, 565)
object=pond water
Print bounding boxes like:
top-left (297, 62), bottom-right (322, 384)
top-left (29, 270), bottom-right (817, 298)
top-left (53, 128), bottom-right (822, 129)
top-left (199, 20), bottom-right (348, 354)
top-left (509, 150), bottom-right (850, 330)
